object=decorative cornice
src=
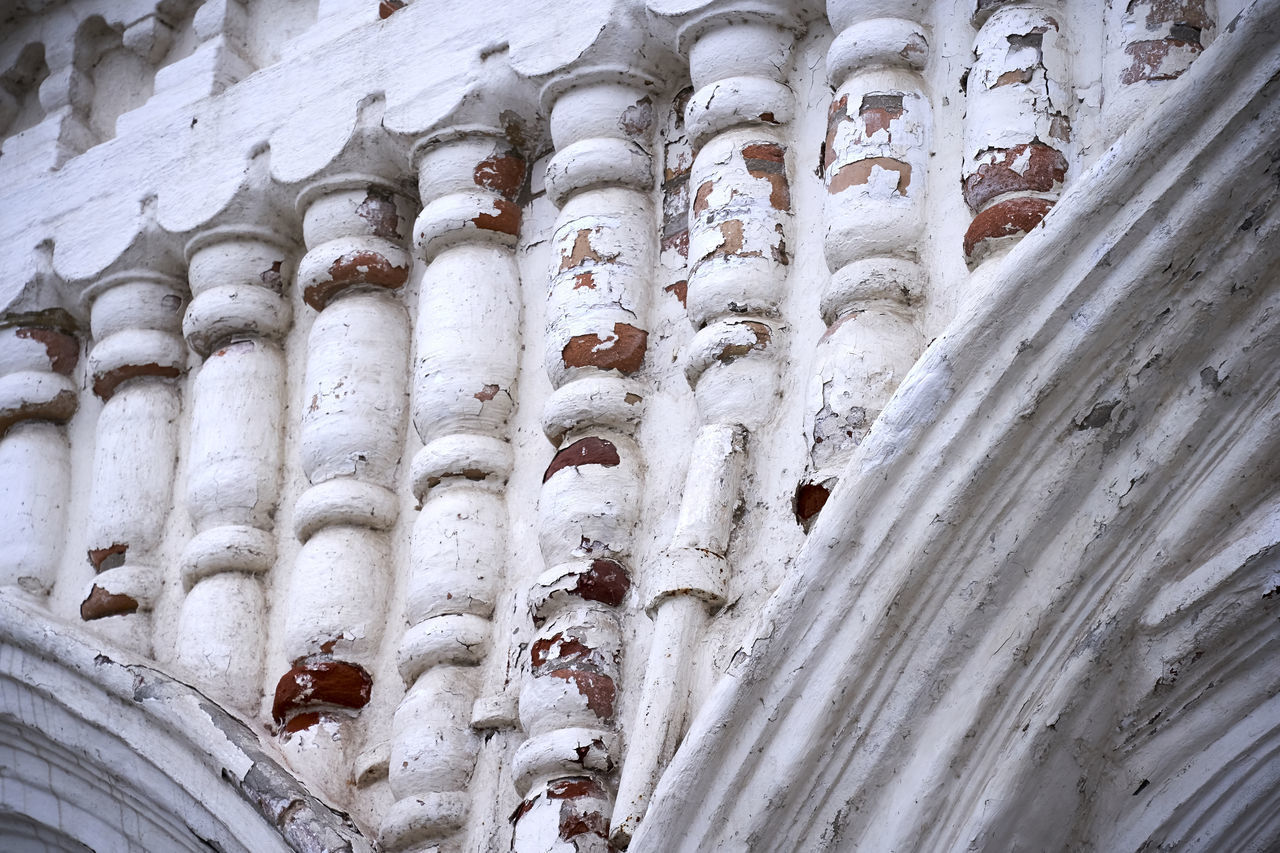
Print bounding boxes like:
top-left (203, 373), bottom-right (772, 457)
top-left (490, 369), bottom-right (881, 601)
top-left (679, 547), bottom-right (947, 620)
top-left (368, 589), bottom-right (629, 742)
top-left (634, 1), bottom-right (1280, 849)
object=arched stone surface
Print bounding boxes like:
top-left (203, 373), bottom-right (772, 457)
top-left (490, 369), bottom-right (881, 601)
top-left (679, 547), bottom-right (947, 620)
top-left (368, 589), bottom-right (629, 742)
top-left (0, 592), bottom-right (373, 853)
top-left (633, 1), bottom-right (1280, 850)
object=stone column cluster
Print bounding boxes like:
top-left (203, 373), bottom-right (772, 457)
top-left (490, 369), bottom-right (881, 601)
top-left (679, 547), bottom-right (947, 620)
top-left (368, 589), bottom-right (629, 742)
top-left (82, 271), bottom-right (187, 654)
top-left (175, 226), bottom-right (292, 710)
top-left (511, 71), bottom-right (658, 852)
top-left (797, 3), bottom-right (931, 529)
top-left (273, 177), bottom-right (412, 753)
top-left (962, 0), bottom-right (1072, 266)
top-left (0, 310), bottom-right (78, 595)
top-left (614, 2), bottom-right (803, 844)
top-left (380, 126), bottom-right (526, 851)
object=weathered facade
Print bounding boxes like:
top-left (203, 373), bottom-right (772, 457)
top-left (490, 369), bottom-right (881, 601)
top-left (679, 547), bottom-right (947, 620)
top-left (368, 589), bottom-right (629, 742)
top-left (1, 0), bottom-right (1277, 850)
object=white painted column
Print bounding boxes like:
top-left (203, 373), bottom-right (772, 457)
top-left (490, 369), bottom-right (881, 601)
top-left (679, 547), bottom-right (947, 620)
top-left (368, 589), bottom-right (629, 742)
top-left (614, 3), bottom-right (804, 844)
top-left (796, 6), bottom-right (931, 529)
top-left (174, 226), bottom-right (292, 710)
top-left (380, 130), bottom-right (526, 852)
top-left (0, 310), bottom-right (78, 596)
top-left (962, 0), bottom-right (1072, 266)
top-left (273, 176), bottom-right (412, 776)
top-left (81, 272), bottom-right (187, 654)
top-left (512, 72), bottom-right (659, 852)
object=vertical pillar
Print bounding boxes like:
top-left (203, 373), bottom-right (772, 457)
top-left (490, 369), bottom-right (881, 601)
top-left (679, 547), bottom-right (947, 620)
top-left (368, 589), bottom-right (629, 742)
top-left (613, 3), bottom-right (804, 844)
top-left (1103, 0), bottom-right (1216, 142)
top-left (796, 7), bottom-right (931, 529)
top-left (962, 0), bottom-right (1072, 266)
top-left (0, 310), bottom-right (78, 595)
top-left (273, 177), bottom-right (412, 764)
top-left (175, 227), bottom-right (292, 709)
top-left (379, 129), bottom-right (526, 851)
top-left (511, 71), bottom-right (658, 852)
top-left (82, 272), bottom-right (187, 655)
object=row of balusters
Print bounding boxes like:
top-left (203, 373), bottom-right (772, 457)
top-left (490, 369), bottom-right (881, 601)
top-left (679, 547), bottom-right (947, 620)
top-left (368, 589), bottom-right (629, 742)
top-left (0, 0), bottom-right (1215, 849)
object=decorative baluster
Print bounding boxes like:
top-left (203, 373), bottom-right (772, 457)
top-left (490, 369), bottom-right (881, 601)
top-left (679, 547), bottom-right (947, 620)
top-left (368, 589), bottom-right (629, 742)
top-left (0, 309), bottom-right (78, 596)
top-left (174, 226), bottom-right (292, 709)
top-left (795, 7), bottom-right (931, 530)
top-left (510, 28), bottom-right (663, 851)
top-left (962, 0), bottom-right (1071, 267)
top-left (1103, 0), bottom-right (1215, 142)
top-left (379, 107), bottom-right (527, 851)
top-left (273, 175), bottom-right (412, 773)
top-left (82, 271), bottom-right (187, 655)
top-left (613, 2), bottom-right (809, 844)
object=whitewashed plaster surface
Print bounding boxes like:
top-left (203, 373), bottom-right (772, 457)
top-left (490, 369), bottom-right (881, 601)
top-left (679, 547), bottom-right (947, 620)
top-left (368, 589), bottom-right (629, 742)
top-left (0, 0), bottom-right (1274, 850)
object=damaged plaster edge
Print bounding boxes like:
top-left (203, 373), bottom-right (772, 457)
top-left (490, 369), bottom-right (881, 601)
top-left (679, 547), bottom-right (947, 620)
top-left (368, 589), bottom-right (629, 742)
top-left (0, 589), bottom-right (373, 853)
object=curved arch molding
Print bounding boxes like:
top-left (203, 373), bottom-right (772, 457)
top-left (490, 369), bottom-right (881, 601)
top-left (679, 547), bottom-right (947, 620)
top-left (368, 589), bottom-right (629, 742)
top-left (633, 2), bottom-right (1280, 850)
top-left (0, 593), bottom-right (372, 853)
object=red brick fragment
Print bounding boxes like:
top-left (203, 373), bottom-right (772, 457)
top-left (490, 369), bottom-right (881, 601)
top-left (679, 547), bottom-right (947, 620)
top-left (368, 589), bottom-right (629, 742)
top-left (562, 323), bottom-right (648, 374)
top-left (305, 251), bottom-right (408, 310)
top-left (272, 658), bottom-right (373, 725)
top-left (472, 198), bottom-right (521, 236)
top-left (474, 151), bottom-right (527, 201)
top-left (543, 437), bottom-right (620, 483)
top-left (93, 364), bottom-right (181, 401)
top-left (963, 196), bottom-right (1055, 259)
top-left (963, 143), bottom-right (1068, 210)
top-left (80, 586), bottom-right (138, 620)
top-left (575, 558), bottom-right (631, 607)
top-left (15, 327), bottom-right (78, 374)
top-left (547, 669), bottom-right (616, 718)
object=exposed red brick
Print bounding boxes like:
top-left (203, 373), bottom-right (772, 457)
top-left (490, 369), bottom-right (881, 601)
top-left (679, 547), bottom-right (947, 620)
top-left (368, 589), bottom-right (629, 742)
top-left (473, 198), bottom-right (521, 236)
top-left (859, 93), bottom-right (904, 138)
top-left (547, 669), bottom-right (616, 718)
top-left (573, 272), bottom-right (596, 290)
top-left (474, 151), bottom-right (527, 201)
top-left (743, 142), bottom-right (790, 211)
top-left (559, 229), bottom-right (612, 271)
top-left (272, 659), bottom-right (373, 725)
top-left (825, 95), bottom-right (849, 172)
top-left (531, 632), bottom-right (594, 671)
top-left (559, 798), bottom-right (609, 842)
top-left (93, 363), bottom-right (181, 400)
top-left (662, 230), bottom-right (689, 256)
top-left (548, 778), bottom-right (606, 800)
top-left (716, 321), bottom-right (771, 364)
top-left (963, 196), bottom-right (1055, 258)
top-left (619, 97), bottom-right (654, 137)
top-left (963, 143), bottom-right (1068, 210)
top-left (829, 157), bottom-right (912, 195)
top-left (355, 187), bottom-right (402, 239)
top-left (692, 181), bottom-right (714, 216)
top-left (15, 327), bottom-right (78, 374)
top-left (0, 389), bottom-right (77, 435)
top-left (474, 384), bottom-right (500, 401)
top-left (561, 323), bottom-right (648, 374)
top-left (795, 482), bottom-right (831, 524)
top-left (305, 251), bottom-right (409, 310)
top-left (1121, 39), bottom-right (1202, 84)
top-left (88, 542), bottom-right (128, 572)
top-left (758, 112), bottom-right (777, 123)
top-left (283, 711), bottom-right (324, 734)
top-left (259, 260), bottom-right (284, 291)
top-left (543, 437), bottom-right (620, 483)
top-left (80, 586), bottom-right (138, 620)
top-left (574, 558), bottom-right (631, 607)
top-left (663, 280), bottom-right (688, 307)
top-left (1133, 0), bottom-right (1213, 29)
top-left (378, 0), bottom-right (405, 19)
